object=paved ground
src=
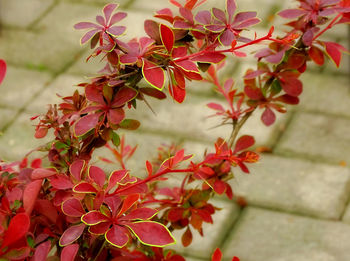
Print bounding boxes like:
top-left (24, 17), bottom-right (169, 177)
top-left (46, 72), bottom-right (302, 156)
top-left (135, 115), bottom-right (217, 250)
top-left (1, 0), bottom-right (350, 260)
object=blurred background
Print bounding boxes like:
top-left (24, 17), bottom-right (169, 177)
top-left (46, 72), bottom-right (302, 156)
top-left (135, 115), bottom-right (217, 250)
top-left (1, 0), bottom-right (350, 260)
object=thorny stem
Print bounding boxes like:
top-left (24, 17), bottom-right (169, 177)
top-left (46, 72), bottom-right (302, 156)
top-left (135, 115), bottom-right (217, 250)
top-left (312, 13), bottom-right (342, 41)
top-left (113, 168), bottom-right (193, 195)
top-left (93, 241), bottom-right (107, 261)
top-left (228, 111), bottom-right (254, 148)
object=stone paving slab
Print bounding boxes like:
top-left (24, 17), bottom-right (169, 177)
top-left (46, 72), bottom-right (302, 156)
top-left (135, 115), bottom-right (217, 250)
top-left (298, 72), bottom-right (350, 117)
top-left (0, 113), bottom-right (53, 161)
top-left (275, 112), bottom-right (350, 165)
top-left (0, 0), bottom-right (54, 28)
top-left (0, 108), bottom-right (19, 131)
top-left (170, 199), bottom-right (240, 259)
top-left (342, 203), bottom-right (350, 224)
top-left (32, 2), bottom-right (101, 46)
top-left (0, 29), bottom-right (82, 73)
top-left (127, 93), bottom-right (288, 147)
top-left (229, 154), bottom-right (350, 220)
top-left (223, 207), bottom-right (350, 261)
top-left (0, 66), bottom-right (52, 110)
top-left (26, 74), bottom-right (84, 113)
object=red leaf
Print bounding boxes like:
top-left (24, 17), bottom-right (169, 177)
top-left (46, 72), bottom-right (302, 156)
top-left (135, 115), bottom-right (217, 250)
top-left (70, 160), bottom-right (85, 180)
top-left (144, 20), bottom-right (161, 42)
top-left (23, 180), bottom-right (42, 215)
top-left (212, 248), bottom-right (222, 261)
top-left (118, 194), bottom-right (140, 216)
top-left (0, 59), bottom-right (6, 85)
top-left (34, 127), bottom-right (48, 139)
top-left (140, 88), bottom-right (167, 99)
top-left (1, 213), bottom-right (30, 248)
top-left (168, 208), bottom-right (184, 222)
top-left (120, 208), bottom-right (157, 221)
top-left (61, 244), bottom-right (79, 261)
top-left (105, 225), bottom-right (129, 248)
top-left (62, 198), bottom-right (85, 217)
top-left (50, 175), bottom-right (74, 190)
top-left (181, 227), bottom-right (192, 247)
top-left (35, 199), bottom-right (58, 223)
top-left (207, 103), bottom-right (225, 112)
top-left (146, 161), bottom-right (153, 177)
top-left (73, 182), bottom-right (98, 193)
top-left (160, 24), bottom-right (174, 53)
top-left (31, 168), bottom-right (57, 179)
top-left (169, 82), bottom-right (186, 103)
top-left (127, 221), bottom-right (175, 247)
top-left (261, 107), bottom-right (276, 126)
top-left (309, 46), bottom-right (324, 66)
top-left (59, 224), bottom-right (85, 246)
top-left (111, 86), bottom-right (138, 107)
top-left (213, 180), bottom-right (227, 194)
top-left (74, 113), bottom-right (101, 137)
top-left (107, 170), bottom-right (129, 192)
top-left (191, 52), bottom-right (226, 64)
top-left (234, 135), bottom-right (255, 153)
top-left (324, 41), bottom-right (345, 67)
top-left (280, 78), bottom-right (302, 97)
top-left (142, 59), bottom-right (166, 90)
top-left (88, 165), bottom-right (106, 188)
top-left (82, 211), bottom-right (108, 225)
top-left (32, 241), bottom-right (51, 261)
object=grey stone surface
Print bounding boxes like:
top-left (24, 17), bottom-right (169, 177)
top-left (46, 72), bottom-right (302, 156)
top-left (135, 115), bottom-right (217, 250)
top-left (0, 29), bottom-right (83, 73)
top-left (223, 207), bottom-right (350, 261)
top-left (0, 108), bottom-right (19, 130)
top-left (170, 199), bottom-right (240, 259)
top-left (27, 74), bottom-right (84, 113)
top-left (342, 203), bottom-right (350, 224)
top-left (0, 0), bottom-right (54, 28)
top-left (275, 112), bottom-right (350, 165)
top-left (0, 66), bottom-right (52, 110)
top-left (0, 113), bottom-right (53, 161)
top-left (128, 93), bottom-right (288, 147)
top-left (230, 154), bottom-right (350, 219)
top-left (298, 73), bottom-right (350, 117)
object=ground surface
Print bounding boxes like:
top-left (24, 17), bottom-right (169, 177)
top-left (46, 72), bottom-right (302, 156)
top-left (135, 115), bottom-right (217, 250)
top-left (0, 0), bottom-right (350, 260)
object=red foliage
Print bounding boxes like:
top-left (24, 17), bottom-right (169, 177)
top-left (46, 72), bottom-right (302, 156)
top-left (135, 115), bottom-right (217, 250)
top-left (0, 0), bottom-right (348, 259)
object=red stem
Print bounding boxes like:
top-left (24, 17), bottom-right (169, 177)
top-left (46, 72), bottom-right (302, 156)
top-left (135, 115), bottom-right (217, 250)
top-left (312, 13), bottom-right (342, 41)
top-left (113, 168), bottom-right (193, 195)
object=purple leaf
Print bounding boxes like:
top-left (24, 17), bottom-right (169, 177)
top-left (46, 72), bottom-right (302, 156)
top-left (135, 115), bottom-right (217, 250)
top-left (32, 241), bottom-right (51, 261)
top-left (74, 22), bottom-right (99, 30)
top-left (227, 0), bottom-right (237, 22)
top-left (62, 198), bottom-right (85, 217)
top-left (195, 10), bottom-right (212, 24)
top-left (107, 25), bottom-right (126, 36)
top-left (278, 9), bottom-right (306, 19)
top-left (61, 244), bottom-right (79, 261)
top-left (74, 113), bottom-right (101, 137)
top-left (219, 29), bottom-right (235, 46)
top-left (103, 3), bottom-right (118, 24)
top-left (212, 8), bottom-right (227, 23)
top-left (261, 107), bottom-right (276, 126)
top-left (80, 29), bottom-right (99, 45)
top-left (59, 224), bottom-right (85, 246)
top-left (110, 12), bottom-right (127, 25)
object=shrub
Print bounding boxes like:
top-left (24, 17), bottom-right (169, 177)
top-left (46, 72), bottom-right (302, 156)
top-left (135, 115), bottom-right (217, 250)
top-left (0, 0), bottom-right (349, 260)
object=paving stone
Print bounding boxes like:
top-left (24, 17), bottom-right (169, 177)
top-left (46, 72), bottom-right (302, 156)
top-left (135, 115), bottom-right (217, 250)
top-left (298, 72), bottom-right (350, 117)
top-left (0, 0), bottom-right (54, 28)
top-left (0, 113), bottom-right (53, 161)
top-left (0, 29), bottom-right (82, 73)
top-left (91, 130), bottom-right (182, 176)
top-left (128, 93), bottom-right (288, 147)
top-left (33, 2), bottom-right (101, 46)
top-left (62, 0), bottom-right (130, 6)
top-left (342, 203), bottom-right (350, 224)
top-left (275, 112), bottom-right (350, 165)
top-left (0, 66), bottom-right (52, 110)
top-left (229, 154), bottom-right (350, 219)
top-left (26, 74), bottom-right (84, 114)
top-left (223, 207), bottom-right (350, 261)
top-left (0, 108), bottom-right (18, 130)
top-left (170, 199), bottom-right (240, 259)
top-left (67, 49), bottom-right (107, 76)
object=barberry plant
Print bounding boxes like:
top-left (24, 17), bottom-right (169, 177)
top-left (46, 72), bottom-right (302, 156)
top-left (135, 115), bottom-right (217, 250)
top-left (0, 0), bottom-right (349, 260)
